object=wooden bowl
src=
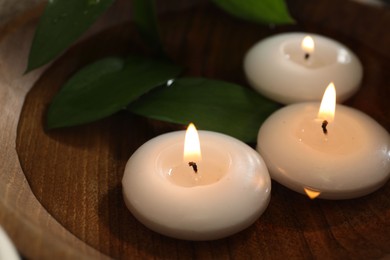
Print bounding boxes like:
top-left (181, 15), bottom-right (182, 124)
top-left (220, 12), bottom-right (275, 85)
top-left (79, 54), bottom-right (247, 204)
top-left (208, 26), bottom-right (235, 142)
top-left (1, 0), bottom-right (389, 259)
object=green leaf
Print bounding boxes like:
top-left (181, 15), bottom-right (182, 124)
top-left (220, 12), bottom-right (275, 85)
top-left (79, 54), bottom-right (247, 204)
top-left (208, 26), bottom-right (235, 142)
top-left (132, 0), bottom-right (163, 54)
top-left (211, 0), bottom-right (294, 24)
top-left (47, 55), bottom-right (182, 129)
top-left (27, 0), bottom-right (115, 72)
top-left (128, 78), bottom-right (280, 142)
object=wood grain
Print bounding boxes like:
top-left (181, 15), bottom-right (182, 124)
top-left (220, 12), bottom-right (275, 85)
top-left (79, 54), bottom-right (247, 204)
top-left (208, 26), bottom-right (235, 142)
top-left (0, 6), bottom-right (107, 260)
top-left (2, 0), bottom-right (390, 259)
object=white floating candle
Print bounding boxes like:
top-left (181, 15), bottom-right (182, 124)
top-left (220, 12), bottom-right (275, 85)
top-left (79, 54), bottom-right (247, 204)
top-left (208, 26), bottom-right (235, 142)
top-left (0, 226), bottom-right (19, 260)
top-left (257, 83), bottom-right (390, 199)
top-left (122, 124), bottom-right (271, 240)
top-left (244, 33), bottom-right (363, 104)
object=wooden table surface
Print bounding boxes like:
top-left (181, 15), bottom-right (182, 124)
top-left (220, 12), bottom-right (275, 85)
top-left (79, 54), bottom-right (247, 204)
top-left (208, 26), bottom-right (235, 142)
top-left (1, 0), bottom-right (390, 259)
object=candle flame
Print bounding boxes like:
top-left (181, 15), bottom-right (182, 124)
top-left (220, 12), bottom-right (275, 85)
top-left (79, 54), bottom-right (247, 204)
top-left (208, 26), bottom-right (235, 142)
top-left (184, 123), bottom-right (202, 162)
top-left (301, 36), bottom-right (315, 53)
top-left (318, 82), bottom-right (336, 122)
top-left (304, 187), bottom-right (321, 199)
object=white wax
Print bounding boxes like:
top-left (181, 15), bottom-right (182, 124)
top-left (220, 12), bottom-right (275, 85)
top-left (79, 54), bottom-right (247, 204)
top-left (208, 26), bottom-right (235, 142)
top-left (257, 103), bottom-right (390, 199)
top-left (0, 226), bottom-right (19, 260)
top-left (122, 131), bottom-right (271, 240)
top-left (244, 33), bottom-right (363, 104)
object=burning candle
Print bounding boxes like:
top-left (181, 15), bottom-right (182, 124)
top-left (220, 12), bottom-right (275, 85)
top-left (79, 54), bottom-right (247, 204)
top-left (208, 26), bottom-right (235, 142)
top-left (122, 124), bottom-right (271, 240)
top-left (244, 33), bottom-right (363, 104)
top-left (257, 83), bottom-right (390, 199)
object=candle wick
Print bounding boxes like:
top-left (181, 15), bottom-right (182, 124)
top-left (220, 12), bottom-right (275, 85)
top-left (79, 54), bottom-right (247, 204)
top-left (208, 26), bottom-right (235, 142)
top-left (304, 53), bottom-right (310, 60)
top-left (188, 162), bottom-right (198, 173)
top-left (321, 120), bottom-right (328, 135)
